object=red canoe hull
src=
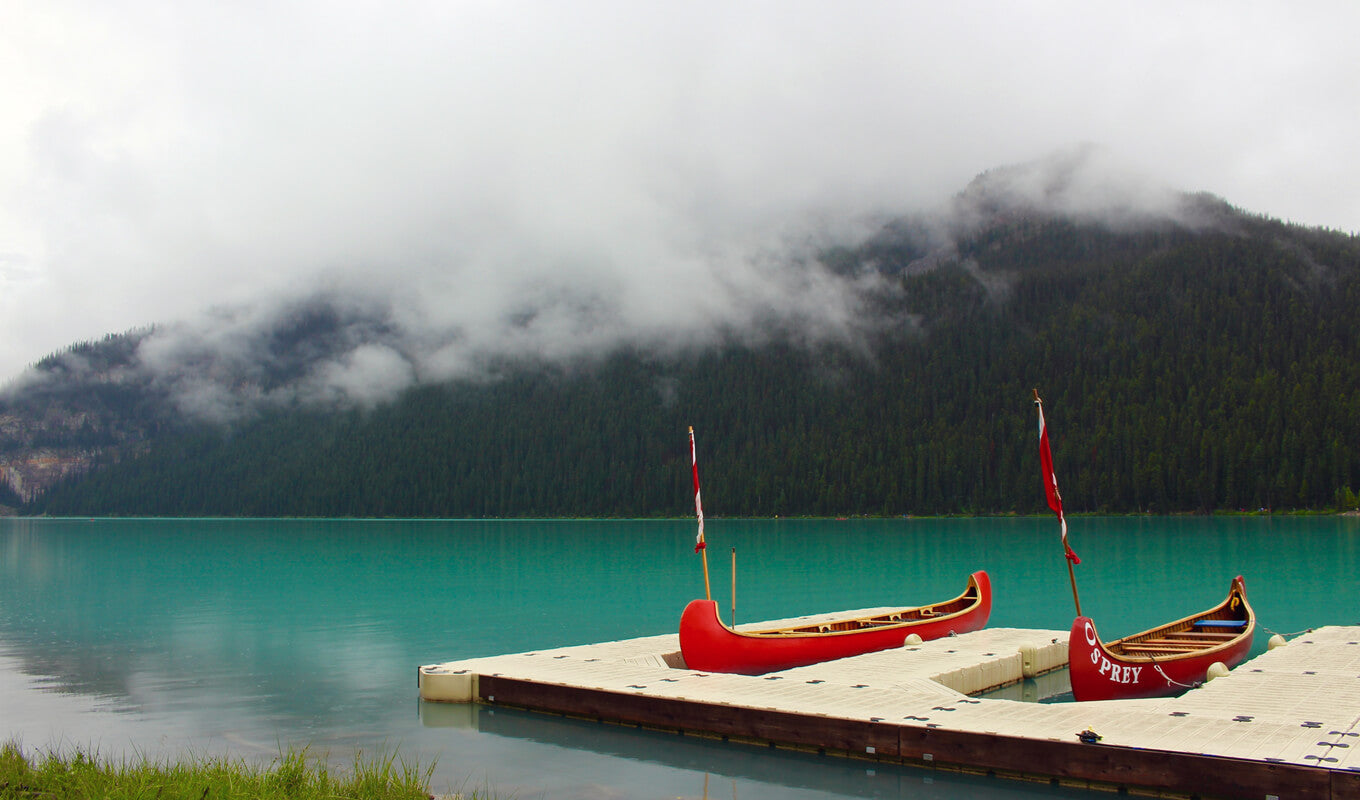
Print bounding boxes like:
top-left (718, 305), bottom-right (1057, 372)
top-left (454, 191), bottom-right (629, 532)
top-left (679, 570), bottom-right (991, 674)
top-left (1068, 576), bottom-right (1255, 702)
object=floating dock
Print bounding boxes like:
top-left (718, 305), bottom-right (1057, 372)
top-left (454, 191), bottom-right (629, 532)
top-left (419, 609), bottom-right (1360, 799)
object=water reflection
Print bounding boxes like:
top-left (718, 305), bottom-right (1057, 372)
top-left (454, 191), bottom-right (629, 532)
top-left (976, 667), bottom-right (1071, 703)
top-left (420, 702), bottom-right (1094, 800)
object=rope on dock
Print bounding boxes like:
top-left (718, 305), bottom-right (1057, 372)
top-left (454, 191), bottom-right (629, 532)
top-left (1149, 654), bottom-right (1203, 690)
top-left (1262, 626), bottom-right (1314, 639)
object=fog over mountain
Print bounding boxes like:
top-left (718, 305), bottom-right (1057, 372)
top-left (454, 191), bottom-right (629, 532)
top-left (3, 3), bottom-right (1357, 394)
top-left (6, 146), bottom-right (1228, 423)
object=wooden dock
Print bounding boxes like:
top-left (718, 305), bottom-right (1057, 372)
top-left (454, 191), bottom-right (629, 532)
top-left (419, 609), bottom-right (1360, 799)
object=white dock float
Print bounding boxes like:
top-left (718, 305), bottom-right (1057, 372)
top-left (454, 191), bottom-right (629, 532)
top-left (420, 613), bottom-right (1360, 799)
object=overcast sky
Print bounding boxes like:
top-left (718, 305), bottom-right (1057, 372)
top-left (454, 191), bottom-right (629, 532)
top-left (2, 1), bottom-right (1357, 389)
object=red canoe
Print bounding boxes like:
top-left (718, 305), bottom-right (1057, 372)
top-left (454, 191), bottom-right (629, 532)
top-left (679, 570), bottom-right (992, 674)
top-left (1068, 575), bottom-right (1255, 702)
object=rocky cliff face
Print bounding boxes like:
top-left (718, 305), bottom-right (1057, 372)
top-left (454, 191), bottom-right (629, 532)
top-left (0, 448), bottom-right (95, 503)
top-left (0, 334), bottom-right (167, 509)
top-left (0, 410), bottom-right (108, 504)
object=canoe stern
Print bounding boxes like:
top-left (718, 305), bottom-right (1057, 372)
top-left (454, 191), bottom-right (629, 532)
top-left (1068, 576), bottom-right (1256, 702)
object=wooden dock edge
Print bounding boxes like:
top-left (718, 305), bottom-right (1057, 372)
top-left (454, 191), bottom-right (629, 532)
top-left (472, 674), bottom-right (1358, 800)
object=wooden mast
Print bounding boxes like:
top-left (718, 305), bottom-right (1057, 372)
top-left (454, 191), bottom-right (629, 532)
top-left (730, 546), bottom-right (736, 626)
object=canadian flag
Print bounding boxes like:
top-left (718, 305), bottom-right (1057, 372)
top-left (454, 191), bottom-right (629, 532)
top-left (689, 427), bottom-right (705, 552)
top-left (1036, 395), bottom-right (1079, 565)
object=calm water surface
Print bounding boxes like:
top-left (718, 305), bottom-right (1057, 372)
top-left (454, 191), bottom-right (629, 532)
top-left (2, 517), bottom-right (1356, 798)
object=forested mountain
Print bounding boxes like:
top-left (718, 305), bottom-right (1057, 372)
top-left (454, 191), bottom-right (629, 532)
top-left (5, 174), bottom-right (1360, 518)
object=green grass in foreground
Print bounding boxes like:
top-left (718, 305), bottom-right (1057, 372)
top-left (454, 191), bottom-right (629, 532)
top-left (0, 742), bottom-right (477, 800)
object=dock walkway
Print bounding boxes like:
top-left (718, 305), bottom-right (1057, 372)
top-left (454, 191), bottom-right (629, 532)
top-left (420, 611), bottom-right (1360, 799)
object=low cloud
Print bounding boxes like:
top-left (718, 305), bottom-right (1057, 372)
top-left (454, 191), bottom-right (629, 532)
top-left (4, 144), bottom-right (1232, 424)
top-left (123, 229), bottom-right (894, 422)
top-left (299, 344), bottom-right (417, 409)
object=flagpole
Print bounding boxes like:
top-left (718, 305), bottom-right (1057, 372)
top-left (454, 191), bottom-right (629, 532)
top-left (1065, 532), bottom-right (1082, 617)
top-left (689, 426), bottom-right (712, 601)
top-left (701, 539), bottom-right (712, 602)
top-left (1034, 390), bottom-right (1082, 617)
top-left (730, 546), bottom-right (737, 627)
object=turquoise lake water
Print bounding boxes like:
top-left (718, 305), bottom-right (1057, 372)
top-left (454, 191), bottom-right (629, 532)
top-left (1, 516), bottom-right (1356, 798)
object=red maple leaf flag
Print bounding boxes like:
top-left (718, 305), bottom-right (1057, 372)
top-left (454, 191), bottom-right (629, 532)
top-left (689, 427), bottom-right (706, 553)
top-left (1036, 395), bottom-right (1080, 565)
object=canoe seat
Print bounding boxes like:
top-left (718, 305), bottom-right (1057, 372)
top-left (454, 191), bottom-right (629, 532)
top-left (1119, 640), bottom-right (1211, 654)
top-left (1166, 630), bottom-right (1238, 641)
top-left (1195, 619), bottom-right (1247, 629)
top-left (1119, 645), bottom-right (1198, 655)
top-left (1126, 639), bottom-right (1203, 650)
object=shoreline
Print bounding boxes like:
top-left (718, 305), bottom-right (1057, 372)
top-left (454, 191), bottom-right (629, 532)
top-left (3, 508), bottom-right (1358, 521)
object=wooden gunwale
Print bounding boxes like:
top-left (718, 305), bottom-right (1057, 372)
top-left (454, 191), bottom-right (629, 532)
top-left (736, 579), bottom-right (981, 639)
